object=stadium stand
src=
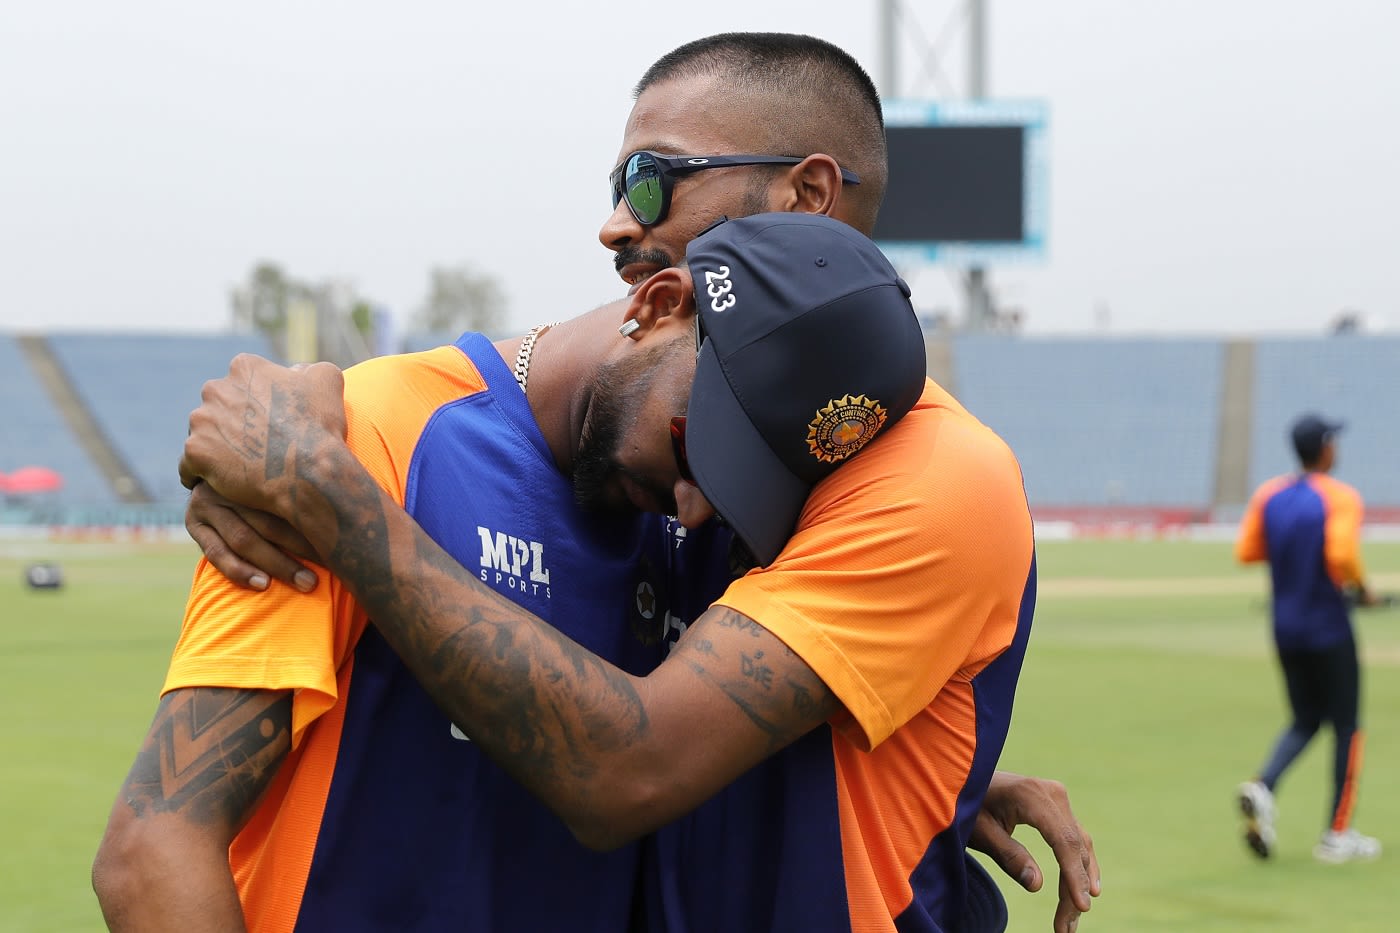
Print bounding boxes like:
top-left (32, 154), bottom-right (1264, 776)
top-left (0, 335), bottom-right (114, 505)
top-left (951, 336), bottom-right (1226, 510)
top-left (5, 330), bottom-right (1397, 530)
top-left (44, 333), bottom-right (281, 504)
top-left (1249, 336), bottom-right (1400, 507)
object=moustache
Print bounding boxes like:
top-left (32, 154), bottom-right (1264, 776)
top-left (613, 246), bottom-right (674, 278)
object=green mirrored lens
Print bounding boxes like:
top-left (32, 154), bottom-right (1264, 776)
top-left (610, 166), bottom-right (625, 208)
top-left (625, 153), bottom-right (664, 224)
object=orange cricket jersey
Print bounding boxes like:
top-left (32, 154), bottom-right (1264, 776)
top-left (643, 379), bottom-right (1036, 933)
top-left (1236, 470), bottom-right (1366, 651)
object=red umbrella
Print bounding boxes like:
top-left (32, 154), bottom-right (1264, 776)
top-left (3, 465), bottom-right (65, 495)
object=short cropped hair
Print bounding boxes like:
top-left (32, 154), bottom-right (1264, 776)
top-left (636, 33), bottom-right (888, 232)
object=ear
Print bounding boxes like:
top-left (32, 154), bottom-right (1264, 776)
top-left (619, 266), bottom-right (695, 338)
top-left (774, 154), bottom-right (845, 217)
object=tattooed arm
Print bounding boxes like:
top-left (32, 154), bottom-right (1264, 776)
top-left (93, 688), bottom-right (291, 931)
top-left (178, 355), bottom-right (837, 850)
top-left (288, 442), bottom-right (834, 848)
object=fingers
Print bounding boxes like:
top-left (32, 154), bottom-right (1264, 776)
top-left (1044, 801), bottom-right (1098, 933)
top-left (238, 506), bottom-right (320, 565)
top-left (182, 364), bottom-right (256, 491)
top-left (1028, 781), bottom-right (1097, 910)
top-left (181, 355), bottom-right (342, 515)
top-left (1053, 893), bottom-right (1080, 933)
top-left (179, 459), bottom-right (202, 492)
top-left (1084, 830), bottom-right (1102, 898)
top-left (1052, 858), bottom-right (1086, 933)
top-left (185, 484), bottom-right (319, 592)
top-left (193, 513), bottom-right (318, 592)
top-left (979, 772), bottom-right (1101, 932)
top-left (968, 809), bottom-right (1043, 892)
top-left (220, 510), bottom-right (318, 591)
top-left (187, 510), bottom-right (275, 591)
top-left (1053, 831), bottom-right (1100, 933)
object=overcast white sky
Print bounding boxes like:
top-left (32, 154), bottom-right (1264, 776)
top-left (2, 1), bottom-right (1396, 338)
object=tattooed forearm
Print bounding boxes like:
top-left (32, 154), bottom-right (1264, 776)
top-left (429, 604), bottom-right (648, 782)
top-left (676, 609), bottom-right (839, 751)
top-left (275, 434), bottom-right (836, 843)
top-left (302, 447), bottom-right (648, 804)
top-left (122, 689), bottom-right (291, 829)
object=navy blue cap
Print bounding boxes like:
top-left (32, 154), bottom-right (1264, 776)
top-left (683, 213), bottom-right (926, 567)
top-left (1291, 412), bottom-right (1344, 463)
top-left (963, 853), bottom-right (1010, 933)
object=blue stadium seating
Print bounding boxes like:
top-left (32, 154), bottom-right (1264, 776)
top-left (45, 333), bottom-right (280, 504)
top-left (0, 335), bottom-right (114, 504)
top-left (952, 336), bottom-right (1225, 508)
top-left (7, 329), bottom-right (1396, 517)
top-left (1249, 336), bottom-right (1400, 504)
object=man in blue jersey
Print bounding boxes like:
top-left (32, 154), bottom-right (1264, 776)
top-left (98, 328), bottom-right (685, 926)
top-left (1235, 412), bottom-right (1382, 864)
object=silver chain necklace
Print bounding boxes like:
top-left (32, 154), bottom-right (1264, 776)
top-left (514, 322), bottom-right (560, 393)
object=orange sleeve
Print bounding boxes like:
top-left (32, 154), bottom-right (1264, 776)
top-left (162, 346), bottom-right (483, 746)
top-left (1235, 478), bottom-right (1284, 565)
top-left (715, 387), bottom-right (1034, 751)
top-left (165, 564), bottom-right (360, 748)
top-left (1320, 476), bottom-right (1366, 587)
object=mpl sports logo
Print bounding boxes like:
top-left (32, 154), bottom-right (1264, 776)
top-left (476, 526), bottom-right (551, 598)
top-left (455, 525), bottom-right (553, 743)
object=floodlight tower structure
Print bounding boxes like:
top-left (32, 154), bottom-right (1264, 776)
top-left (878, 0), bottom-right (996, 332)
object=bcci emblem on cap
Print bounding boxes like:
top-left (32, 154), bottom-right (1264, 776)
top-left (807, 394), bottom-right (887, 464)
top-left (681, 212), bottom-right (927, 568)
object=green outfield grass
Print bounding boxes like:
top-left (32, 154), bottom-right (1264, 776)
top-left (990, 538), bottom-right (1400, 933)
top-left (0, 539), bottom-right (202, 933)
top-left (3, 536), bottom-right (1398, 931)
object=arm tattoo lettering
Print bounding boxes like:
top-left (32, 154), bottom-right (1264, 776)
top-left (714, 613), bottom-right (765, 637)
top-left (677, 608), bottom-right (839, 751)
top-left (739, 650), bottom-right (774, 689)
top-left (788, 680), bottom-right (821, 719)
top-left (121, 689), bottom-right (291, 829)
top-left (208, 373), bottom-right (270, 471)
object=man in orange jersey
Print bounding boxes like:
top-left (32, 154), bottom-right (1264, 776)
top-left (168, 212), bottom-right (1038, 932)
top-left (208, 36), bottom-right (1098, 921)
top-left (1235, 412), bottom-right (1382, 864)
top-left (168, 31), bottom-right (1097, 933)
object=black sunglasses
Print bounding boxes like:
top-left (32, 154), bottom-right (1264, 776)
top-left (609, 150), bottom-right (861, 227)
